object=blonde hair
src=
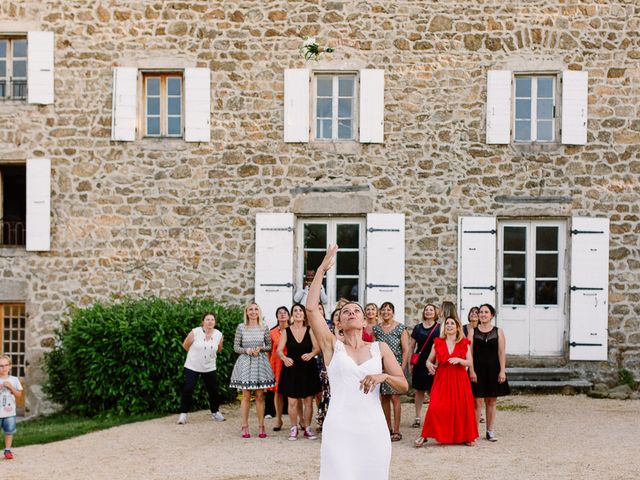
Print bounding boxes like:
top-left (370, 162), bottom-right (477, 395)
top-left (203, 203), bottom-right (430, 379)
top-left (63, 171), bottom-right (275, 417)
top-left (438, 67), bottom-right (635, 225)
top-left (0, 354), bottom-right (10, 364)
top-left (440, 301), bottom-right (460, 324)
top-left (440, 316), bottom-right (464, 343)
top-left (244, 302), bottom-right (264, 326)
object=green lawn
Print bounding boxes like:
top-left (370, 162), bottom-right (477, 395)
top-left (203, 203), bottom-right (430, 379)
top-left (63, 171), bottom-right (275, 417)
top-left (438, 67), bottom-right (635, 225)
top-left (2, 412), bottom-right (165, 448)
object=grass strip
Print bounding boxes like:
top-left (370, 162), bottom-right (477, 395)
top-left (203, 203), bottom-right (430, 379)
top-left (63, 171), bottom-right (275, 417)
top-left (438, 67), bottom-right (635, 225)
top-left (2, 412), bottom-right (165, 448)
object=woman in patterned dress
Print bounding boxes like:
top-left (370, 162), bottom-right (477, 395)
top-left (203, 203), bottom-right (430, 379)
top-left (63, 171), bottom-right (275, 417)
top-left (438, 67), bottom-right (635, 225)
top-left (229, 302), bottom-right (275, 439)
top-left (373, 302), bottom-right (410, 442)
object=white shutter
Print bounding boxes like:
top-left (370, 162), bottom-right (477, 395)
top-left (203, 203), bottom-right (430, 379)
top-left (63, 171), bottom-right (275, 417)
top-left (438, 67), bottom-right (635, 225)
top-left (365, 214), bottom-right (405, 323)
top-left (486, 70), bottom-right (511, 144)
top-left (27, 31), bottom-right (54, 105)
top-left (569, 217), bottom-right (609, 361)
top-left (562, 70), bottom-right (588, 145)
top-left (26, 158), bottom-right (51, 252)
top-left (111, 67), bottom-right (137, 141)
top-left (359, 69), bottom-right (384, 143)
top-left (283, 69), bottom-right (309, 142)
top-left (255, 213), bottom-right (295, 328)
top-left (184, 68), bottom-right (211, 142)
top-left (457, 216), bottom-right (497, 321)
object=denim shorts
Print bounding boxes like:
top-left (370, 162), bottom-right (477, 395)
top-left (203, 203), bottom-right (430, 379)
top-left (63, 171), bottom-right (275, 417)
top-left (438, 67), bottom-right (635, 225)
top-left (0, 416), bottom-right (17, 435)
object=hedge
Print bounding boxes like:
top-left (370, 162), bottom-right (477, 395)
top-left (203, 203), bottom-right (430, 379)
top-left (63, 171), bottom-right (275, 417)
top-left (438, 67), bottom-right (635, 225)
top-left (44, 297), bottom-right (244, 416)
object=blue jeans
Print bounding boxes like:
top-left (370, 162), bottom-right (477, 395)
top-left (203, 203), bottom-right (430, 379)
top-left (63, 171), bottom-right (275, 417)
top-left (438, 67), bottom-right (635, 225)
top-left (0, 416), bottom-right (16, 435)
top-left (179, 368), bottom-right (220, 414)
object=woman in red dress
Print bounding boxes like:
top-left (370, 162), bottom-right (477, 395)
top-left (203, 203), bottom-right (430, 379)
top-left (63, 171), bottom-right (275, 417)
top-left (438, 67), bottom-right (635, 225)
top-left (414, 316), bottom-right (478, 447)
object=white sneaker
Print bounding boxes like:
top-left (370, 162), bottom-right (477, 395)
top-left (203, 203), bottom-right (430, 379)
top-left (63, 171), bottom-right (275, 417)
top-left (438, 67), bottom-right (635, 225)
top-left (211, 411), bottom-right (225, 422)
top-left (177, 413), bottom-right (187, 425)
top-left (264, 414), bottom-right (273, 419)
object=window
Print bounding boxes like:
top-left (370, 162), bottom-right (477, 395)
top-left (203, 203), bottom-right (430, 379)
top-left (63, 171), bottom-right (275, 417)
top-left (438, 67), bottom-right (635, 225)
top-left (1, 304), bottom-right (26, 378)
top-left (314, 74), bottom-right (357, 141)
top-left (0, 37), bottom-right (27, 100)
top-left (143, 73), bottom-right (183, 137)
top-left (298, 218), bottom-right (365, 308)
top-left (0, 164), bottom-right (26, 247)
top-left (514, 76), bottom-right (556, 142)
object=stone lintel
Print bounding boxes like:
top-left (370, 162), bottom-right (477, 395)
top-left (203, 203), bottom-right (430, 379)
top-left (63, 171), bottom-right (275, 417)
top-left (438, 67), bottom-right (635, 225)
top-left (292, 192), bottom-right (373, 215)
top-left (291, 184), bottom-right (369, 195)
top-left (0, 280), bottom-right (27, 302)
top-left (495, 195), bottom-right (572, 204)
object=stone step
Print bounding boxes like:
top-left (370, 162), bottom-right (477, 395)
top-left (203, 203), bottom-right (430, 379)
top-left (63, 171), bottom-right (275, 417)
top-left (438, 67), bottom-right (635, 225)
top-left (506, 367), bottom-right (578, 382)
top-left (509, 379), bottom-right (593, 395)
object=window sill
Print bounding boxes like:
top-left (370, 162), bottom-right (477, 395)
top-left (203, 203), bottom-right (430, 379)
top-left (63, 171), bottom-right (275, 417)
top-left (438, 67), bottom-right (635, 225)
top-left (512, 142), bottom-right (561, 154)
top-left (309, 140), bottom-right (361, 155)
top-left (137, 137), bottom-right (190, 151)
top-left (0, 247), bottom-right (27, 257)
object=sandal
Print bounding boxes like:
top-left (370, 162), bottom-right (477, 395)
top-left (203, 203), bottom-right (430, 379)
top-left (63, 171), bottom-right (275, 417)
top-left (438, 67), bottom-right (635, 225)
top-left (390, 432), bottom-right (402, 442)
top-left (411, 417), bottom-right (421, 428)
top-left (258, 426), bottom-right (267, 439)
top-left (241, 426), bottom-right (251, 439)
top-left (414, 436), bottom-right (426, 448)
top-left (273, 419), bottom-right (283, 432)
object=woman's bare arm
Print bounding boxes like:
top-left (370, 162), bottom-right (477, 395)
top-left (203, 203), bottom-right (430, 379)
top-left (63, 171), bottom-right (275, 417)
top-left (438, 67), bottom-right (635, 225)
top-left (370, 342), bottom-right (408, 393)
top-left (182, 330), bottom-right (194, 352)
top-left (498, 328), bottom-right (507, 383)
top-left (305, 245), bottom-right (338, 360)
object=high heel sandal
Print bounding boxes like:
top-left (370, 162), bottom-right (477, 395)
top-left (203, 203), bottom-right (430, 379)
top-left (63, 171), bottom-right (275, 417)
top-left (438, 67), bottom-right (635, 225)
top-left (258, 426), bottom-right (267, 438)
top-left (273, 419), bottom-right (283, 432)
top-left (241, 426), bottom-right (251, 438)
top-left (414, 436), bottom-right (426, 448)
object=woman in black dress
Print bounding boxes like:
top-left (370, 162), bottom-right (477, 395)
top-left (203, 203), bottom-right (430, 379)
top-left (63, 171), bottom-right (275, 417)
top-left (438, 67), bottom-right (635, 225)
top-left (409, 303), bottom-right (440, 428)
top-left (277, 303), bottom-right (321, 441)
top-left (469, 303), bottom-right (510, 442)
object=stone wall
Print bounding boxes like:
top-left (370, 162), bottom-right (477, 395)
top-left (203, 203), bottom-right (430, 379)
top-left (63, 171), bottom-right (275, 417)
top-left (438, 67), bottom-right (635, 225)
top-left (0, 0), bottom-right (638, 414)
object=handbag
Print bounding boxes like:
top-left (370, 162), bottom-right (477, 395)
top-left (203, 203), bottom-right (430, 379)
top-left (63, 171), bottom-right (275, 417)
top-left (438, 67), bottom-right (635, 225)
top-left (410, 324), bottom-right (438, 365)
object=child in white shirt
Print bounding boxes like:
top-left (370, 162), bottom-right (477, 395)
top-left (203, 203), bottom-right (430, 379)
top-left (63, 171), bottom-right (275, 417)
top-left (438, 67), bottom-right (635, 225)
top-left (0, 355), bottom-right (23, 460)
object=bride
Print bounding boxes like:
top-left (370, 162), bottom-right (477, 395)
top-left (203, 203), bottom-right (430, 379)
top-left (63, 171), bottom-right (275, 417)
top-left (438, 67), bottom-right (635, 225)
top-left (306, 245), bottom-right (408, 480)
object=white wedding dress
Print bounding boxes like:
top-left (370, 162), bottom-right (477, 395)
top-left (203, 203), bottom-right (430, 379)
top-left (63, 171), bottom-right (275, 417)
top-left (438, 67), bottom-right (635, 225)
top-left (320, 340), bottom-right (391, 480)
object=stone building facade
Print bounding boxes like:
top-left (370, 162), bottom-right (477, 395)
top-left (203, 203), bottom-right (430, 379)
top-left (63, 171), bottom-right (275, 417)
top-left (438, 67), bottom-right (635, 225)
top-left (0, 1), bottom-right (638, 414)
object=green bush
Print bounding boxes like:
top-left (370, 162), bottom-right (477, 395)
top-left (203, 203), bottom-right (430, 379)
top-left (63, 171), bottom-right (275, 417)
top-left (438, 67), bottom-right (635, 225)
top-left (44, 297), bottom-right (243, 416)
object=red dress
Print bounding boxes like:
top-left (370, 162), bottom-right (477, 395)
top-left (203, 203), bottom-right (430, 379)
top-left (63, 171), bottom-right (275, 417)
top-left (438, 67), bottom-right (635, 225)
top-left (421, 337), bottom-right (478, 444)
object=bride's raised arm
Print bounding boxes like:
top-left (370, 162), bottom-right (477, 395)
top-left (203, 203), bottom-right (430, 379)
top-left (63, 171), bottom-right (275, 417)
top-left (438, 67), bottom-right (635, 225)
top-left (305, 244), bottom-right (339, 358)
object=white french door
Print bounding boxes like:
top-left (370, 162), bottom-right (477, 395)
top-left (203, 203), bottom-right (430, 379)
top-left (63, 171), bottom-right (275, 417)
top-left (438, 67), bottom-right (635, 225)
top-left (499, 221), bottom-right (566, 356)
top-left (297, 218), bottom-right (365, 312)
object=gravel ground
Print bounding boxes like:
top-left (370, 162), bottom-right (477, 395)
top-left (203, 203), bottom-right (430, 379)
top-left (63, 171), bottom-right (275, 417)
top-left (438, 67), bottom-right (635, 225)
top-left (3, 395), bottom-right (639, 480)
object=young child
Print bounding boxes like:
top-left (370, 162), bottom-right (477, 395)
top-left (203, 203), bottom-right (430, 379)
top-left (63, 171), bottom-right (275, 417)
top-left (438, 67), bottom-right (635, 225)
top-left (0, 355), bottom-right (23, 459)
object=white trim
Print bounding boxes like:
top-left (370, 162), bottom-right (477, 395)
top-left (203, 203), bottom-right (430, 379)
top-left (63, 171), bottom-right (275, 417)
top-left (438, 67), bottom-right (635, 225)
top-left (359, 69), bottom-right (384, 143)
top-left (283, 68), bottom-right (310, 142)
top-left (27, 31), bottom-right (54, 104)
top-left (184, 67), bottom-right (211, 142)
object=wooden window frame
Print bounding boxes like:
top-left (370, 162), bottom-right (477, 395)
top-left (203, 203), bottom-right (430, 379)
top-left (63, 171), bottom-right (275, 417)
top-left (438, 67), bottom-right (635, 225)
top-left (296, 217), bottom-right (365, 310)
top-left (0, 36), bottom-right (28, 101)
top-left (312, 72), bottom-right (358, 142)
top-left (513, 74), bottom-right (557, 143)
top-left (142, 72), bottom-right (183, 138)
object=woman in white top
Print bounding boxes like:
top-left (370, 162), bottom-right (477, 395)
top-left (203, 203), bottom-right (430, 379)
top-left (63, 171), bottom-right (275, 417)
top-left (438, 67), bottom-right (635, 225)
top-left (177, 312), bottom-right (224, 424)
top-left (306, 245), bottom-right (408, 480)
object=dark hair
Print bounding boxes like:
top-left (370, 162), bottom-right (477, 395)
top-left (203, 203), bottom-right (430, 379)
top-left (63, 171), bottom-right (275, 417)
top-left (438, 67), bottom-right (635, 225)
top-left (479, 303), bottom-right (496, 316)
top-left (275, 306), bottom-right (290, 317)
top-left (291, 303), bottom-right (308, 325)
top-left (380, 301), bottom-right (395, 313)
top-left (467, 306), bottom-right (479, 321)
top-left (201, 312), bottom-right (216, 322)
